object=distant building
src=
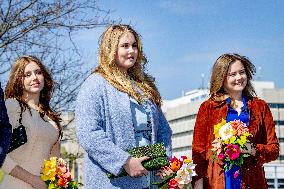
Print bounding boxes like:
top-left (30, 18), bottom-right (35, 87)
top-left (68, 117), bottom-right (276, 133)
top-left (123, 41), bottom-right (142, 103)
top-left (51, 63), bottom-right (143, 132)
top-left (60, 112), bottom-right (85, 187)
top-left (162, 81), bottom-right (284, 189)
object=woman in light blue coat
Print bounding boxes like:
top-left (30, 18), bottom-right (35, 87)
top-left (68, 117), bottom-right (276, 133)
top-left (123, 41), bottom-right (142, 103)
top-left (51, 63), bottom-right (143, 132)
top-left (75, 24), bottom-right (172, 189)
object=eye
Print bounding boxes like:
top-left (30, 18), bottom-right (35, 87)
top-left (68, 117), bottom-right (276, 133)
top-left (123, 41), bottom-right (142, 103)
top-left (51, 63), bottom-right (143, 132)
top-left (36, 70), bottom-right (43, 75)
top-left (121, 43), bottom-right (129, 48)
top-left (239, 70), bottom-right (246, 75)
top-left (228, 72), bottom-right (236, 77)
top-left (24, 72), bottom-right (31, 77)
top-left (132, 43), bottom-right (138, 48)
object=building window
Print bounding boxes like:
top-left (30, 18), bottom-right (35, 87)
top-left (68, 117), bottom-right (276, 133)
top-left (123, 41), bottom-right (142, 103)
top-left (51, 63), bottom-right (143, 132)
top-left (274, 121), bottom-right (284, 126)
top-left (172, 145), bottom-right (192, 152)
top-left (279, 138), bottom-right (284, 143)
top-left (268, 103), bottom-right (284, 109)
top-left (172, 131), bottom-right (193, 139)
top-left (169, 114), bottom-right (197, 124)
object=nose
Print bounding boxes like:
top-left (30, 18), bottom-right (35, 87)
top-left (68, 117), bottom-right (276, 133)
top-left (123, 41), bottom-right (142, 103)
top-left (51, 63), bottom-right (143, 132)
top-left (128, 46), bottom-right (134, 53)
top-left (31, 73), bottom-right (38, 80)
top-left (236, 73), bottom-right (242, 80)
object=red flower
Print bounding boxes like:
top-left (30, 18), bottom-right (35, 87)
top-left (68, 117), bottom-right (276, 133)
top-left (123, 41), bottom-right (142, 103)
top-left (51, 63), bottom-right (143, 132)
top-left (225, 144), bottom-right (241, 160)
top-left (169, 178), bottom-right (178, 188)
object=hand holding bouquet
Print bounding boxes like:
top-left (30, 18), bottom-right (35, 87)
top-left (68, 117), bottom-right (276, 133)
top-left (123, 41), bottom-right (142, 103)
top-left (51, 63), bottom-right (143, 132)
top-left (41, 157), bottom-right (82, 189)
top-left (107, 143), bottom-right (169, 178)
top-left (211, 119), bottom-right (252, 171)
top-left (152, 156), bottom-right (196, 189)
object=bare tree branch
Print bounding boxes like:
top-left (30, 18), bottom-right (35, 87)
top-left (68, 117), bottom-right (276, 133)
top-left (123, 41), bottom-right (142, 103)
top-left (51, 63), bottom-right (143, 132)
top-left (0, 0), bottom-right (114, 113)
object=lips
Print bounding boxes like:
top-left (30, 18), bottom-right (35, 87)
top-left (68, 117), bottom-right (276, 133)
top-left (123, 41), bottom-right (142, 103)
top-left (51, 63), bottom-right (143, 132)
top-left (31, 83), bottom-right (41, 87)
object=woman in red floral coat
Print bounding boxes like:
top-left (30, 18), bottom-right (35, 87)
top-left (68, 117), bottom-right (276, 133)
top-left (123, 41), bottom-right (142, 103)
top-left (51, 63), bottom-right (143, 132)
top-left (192, 53), bottom-right (279, 189)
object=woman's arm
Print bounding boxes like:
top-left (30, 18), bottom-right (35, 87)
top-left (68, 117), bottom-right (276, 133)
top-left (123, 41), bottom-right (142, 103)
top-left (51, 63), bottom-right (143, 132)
top-left (9, 166), bottom-right (46, 189)
top-left (254, 100), bottom-right (279, 164)
top-left (75, 76), bottom-right (130, 176)
top-left (192, 101), bottom-right (210, 186)
top-left (49, 140), bottom-right (60, 158)
top-left (157, 109), bottom-right (172, 158)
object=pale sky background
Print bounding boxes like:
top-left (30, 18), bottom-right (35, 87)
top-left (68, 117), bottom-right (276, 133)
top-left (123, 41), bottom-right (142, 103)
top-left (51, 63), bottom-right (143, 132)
top-left (75, 0), bottom-right (284, 100)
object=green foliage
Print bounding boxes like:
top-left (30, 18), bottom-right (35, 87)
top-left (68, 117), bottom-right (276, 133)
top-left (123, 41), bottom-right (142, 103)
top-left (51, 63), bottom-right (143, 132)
top-left (107, 143), bottom-right (169, 178)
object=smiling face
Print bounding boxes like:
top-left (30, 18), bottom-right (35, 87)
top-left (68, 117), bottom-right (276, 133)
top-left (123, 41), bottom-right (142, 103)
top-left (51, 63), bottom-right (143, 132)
top-left (23, 61), bottom-right (45, 97)
top-left (223, 60), bottom-right (247, 96)
top-left (115, 32), bottom-right (138, 73)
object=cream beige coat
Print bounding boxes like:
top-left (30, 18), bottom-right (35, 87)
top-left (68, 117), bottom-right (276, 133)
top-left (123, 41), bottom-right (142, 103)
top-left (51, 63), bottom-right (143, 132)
top-left (0, 99), bottom-right (59, 189)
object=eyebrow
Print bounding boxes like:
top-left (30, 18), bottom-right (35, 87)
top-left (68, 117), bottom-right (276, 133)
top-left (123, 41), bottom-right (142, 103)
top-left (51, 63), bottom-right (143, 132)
top-left (24, 68), bottom-right (42, 73)
top-left (228, 69), bottom-right (246, 74)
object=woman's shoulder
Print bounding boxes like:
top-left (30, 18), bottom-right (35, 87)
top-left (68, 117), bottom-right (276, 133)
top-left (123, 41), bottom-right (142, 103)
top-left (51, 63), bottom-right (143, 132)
top-left (5, 98), bottom-right (21, 111)
top-left (199, 98), bottom-right (216, 108)
top-left (249, 97), bottom-right (269, 108)
top-left (80, 73), bottom-right (107, 90)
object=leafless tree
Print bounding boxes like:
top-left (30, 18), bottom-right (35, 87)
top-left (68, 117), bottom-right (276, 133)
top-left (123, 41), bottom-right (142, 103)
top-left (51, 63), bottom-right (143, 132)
top-left (0, 0), bottom-right (113, 111)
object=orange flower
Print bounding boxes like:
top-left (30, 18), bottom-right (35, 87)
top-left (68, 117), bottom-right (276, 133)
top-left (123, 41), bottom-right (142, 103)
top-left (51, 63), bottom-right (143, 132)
top-left (169, 156), bottom-right (182, 172)
top-left (56, 165), bottom-right (67, 175)
top-left (58, 176), bottom-right (69, 187)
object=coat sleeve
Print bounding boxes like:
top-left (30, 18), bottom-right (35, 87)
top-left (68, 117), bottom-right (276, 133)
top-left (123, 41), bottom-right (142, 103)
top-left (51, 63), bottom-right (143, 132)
top-left (0, 86), bottom-right (12, 167)
top-left (75, 76), bottom-right (130, 176)
top-left (192, 101), bottom-right (210, 181)
top-left (1, 99), bottom-right (21, 173)
top-left (254, 100), bottom-right (279, 164)
top-left (157, 109), bottom-right (172, 158)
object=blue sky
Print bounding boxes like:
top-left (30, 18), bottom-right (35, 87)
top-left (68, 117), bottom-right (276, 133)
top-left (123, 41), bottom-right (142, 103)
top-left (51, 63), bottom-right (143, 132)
top-left (76, 1), bottom-right (284, 100)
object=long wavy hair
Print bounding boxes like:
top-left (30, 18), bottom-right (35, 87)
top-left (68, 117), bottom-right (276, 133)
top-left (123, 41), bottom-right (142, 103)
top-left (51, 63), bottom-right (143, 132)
top-left (94, 24), bottom-right (162, 106)
top-left (5, 55), bottom-right (61, 134)
top-left (209, 53), bottom-right (257, 101)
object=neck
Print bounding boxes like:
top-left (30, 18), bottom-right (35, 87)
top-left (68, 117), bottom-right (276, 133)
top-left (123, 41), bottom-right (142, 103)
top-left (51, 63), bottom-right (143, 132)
top-left (22, 92), bottom-right (40, 108)
top-left (229, 92), bottom-right (242, 101)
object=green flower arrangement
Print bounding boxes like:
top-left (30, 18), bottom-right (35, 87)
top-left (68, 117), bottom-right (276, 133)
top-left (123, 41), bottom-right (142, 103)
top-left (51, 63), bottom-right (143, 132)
top-left (107, 143), bottom-right (169, 178)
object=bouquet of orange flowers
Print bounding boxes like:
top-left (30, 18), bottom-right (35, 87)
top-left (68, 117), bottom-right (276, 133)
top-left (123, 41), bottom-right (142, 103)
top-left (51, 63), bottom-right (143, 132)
top-left (41, 157), bottom-right (82, 189)
top-left (211, 119), bottom-right (251, 173)
top-left (152, 156), bottom-right (196, 189)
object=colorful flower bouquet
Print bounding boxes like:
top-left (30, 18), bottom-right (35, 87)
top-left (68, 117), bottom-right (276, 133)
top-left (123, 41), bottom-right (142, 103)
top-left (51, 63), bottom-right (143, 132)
top-left (211, 119), bottom-right (251, 172)
top-left (152, 156), bottom-right (196, 189)
top-left (41, 157), bottom-right (82, 189)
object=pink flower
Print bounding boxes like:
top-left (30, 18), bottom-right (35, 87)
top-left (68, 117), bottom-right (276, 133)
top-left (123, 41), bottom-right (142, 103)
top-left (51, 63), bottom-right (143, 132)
top-left (231, 120), bottom-right (248, 136)
top-left (212, 139), bottom-right (222, 155)
top-left (218, 153), bottom-right (225, 161)
top-left (225, 144), bottom-right (241, 160)
top-left (234, 170), bottom-right (239, 179)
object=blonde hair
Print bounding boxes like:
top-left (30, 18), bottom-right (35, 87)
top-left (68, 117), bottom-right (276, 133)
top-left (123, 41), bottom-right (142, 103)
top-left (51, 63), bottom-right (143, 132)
top-left (94, 24), bottom-right (162, 106)
top-left (5, 55), bottom-right (62, 133)
top-left (209, 53), bottom-right (256, 101)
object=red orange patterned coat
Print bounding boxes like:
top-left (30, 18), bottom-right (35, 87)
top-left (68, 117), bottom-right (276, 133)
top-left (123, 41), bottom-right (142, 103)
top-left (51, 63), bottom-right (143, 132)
top-left (192, 97), bottom-right (279, 189)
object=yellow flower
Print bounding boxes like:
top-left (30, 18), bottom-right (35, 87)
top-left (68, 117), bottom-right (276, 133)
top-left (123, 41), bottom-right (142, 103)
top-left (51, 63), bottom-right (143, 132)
top-left (41, 157), bottom-right (57, 181)
top-left (183, 158), bottom-right (192, 164)
top-left (237, 136), bottom-right (248, 147)
top-left (229, 136), bottom-right (237, 144)
top-left (214, 119), bottom-right (226, 138)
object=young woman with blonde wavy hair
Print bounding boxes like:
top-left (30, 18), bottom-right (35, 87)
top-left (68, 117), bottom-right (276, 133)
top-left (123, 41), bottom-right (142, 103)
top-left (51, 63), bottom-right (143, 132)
top-left (75, 24), bottom-right (172, 189)
top-left (1, 56), bottom-right (61, 189)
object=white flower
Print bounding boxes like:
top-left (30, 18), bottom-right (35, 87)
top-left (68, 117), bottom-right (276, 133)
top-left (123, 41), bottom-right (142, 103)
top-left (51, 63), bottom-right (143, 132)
top-left (175, 162), bottom-right (196, 188)
top-left (219, 123), bottom-right (234, 141)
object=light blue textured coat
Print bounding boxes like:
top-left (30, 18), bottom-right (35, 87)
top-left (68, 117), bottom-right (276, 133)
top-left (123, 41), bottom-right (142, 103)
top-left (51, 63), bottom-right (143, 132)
top-left (75, 74), bottom-right (172, 189)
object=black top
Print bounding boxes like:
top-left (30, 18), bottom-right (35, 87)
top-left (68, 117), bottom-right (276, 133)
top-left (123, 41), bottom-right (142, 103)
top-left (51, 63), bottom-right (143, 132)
top-left (0, 82), bottom-right (12, 167)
